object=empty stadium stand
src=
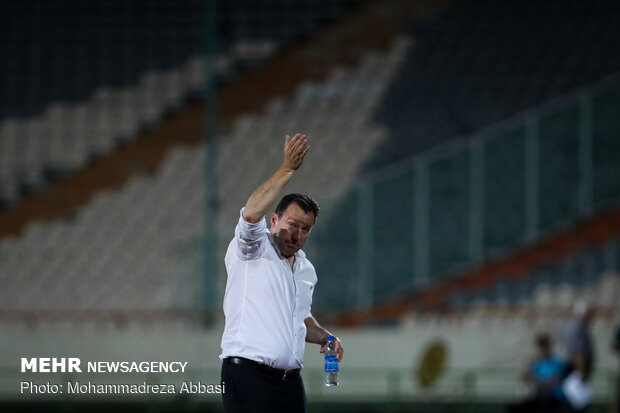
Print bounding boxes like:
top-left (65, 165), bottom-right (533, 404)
top-left (447, 241), bottom-right (619, 311)
top-left (0, 0), bottom-right (364, 208)
top-left (0, 37), bottom-right (412, 328)
top-left (0, 0), bottom-right (619, 333)
top-left (370, 0), bottom-right (620, 169)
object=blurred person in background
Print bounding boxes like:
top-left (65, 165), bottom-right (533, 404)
top-left (612, 321), bottom-right (620, 413)
top-left (507, 333), bottom-right (565, 413)
top-left (560, 301), bottom-right (596, 412)
top-left (561, 301), bottom-right (595, 382)
top-left (219, 134), bottom-right (343, 413)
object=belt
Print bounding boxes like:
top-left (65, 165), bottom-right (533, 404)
top-left (225, 357), bottom-right (301, 381)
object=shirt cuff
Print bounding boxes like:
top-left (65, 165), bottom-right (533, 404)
top-left (237, 207), bottom-right (267, 240)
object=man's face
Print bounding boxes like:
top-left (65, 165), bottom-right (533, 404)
top-left (538, 343), bottom-right (551, 358)
top-left (270, 203), bottom-right (315, 258)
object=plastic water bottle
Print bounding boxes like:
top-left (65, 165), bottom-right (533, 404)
top-left (324, 335), bottom-right (339, 386)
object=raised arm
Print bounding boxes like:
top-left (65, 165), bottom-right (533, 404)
top-left (242, 134), bottom-right (309, 223)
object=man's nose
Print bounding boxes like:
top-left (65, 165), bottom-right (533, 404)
top-left (290, 228), bottom-right (299, 241)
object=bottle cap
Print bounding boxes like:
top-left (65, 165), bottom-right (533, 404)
top-left (327, 335), bottom-right (335, 341)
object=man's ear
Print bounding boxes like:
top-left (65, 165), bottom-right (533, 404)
top-left (270, 213), bottom-right (279, 228)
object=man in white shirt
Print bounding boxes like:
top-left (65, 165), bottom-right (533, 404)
top-left (220, 133), bottom-right (343, 413)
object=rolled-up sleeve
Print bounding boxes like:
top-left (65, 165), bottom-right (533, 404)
top-left (235, 207), bottom-right (267, 260)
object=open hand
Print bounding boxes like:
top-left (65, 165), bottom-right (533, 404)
top-left (283, 134), bottom-right (309, 171)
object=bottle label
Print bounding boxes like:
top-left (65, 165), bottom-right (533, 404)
top-left (324, 354), bottom-right (338, 372)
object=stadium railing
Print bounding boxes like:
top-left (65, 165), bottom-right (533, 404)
top-left (307, 74), bottom-right (620, 309)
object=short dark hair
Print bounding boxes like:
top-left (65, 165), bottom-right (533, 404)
top-left (536, 333), bottom-right (551, 348)
top-left (274, 193), bottom-right (320, 221)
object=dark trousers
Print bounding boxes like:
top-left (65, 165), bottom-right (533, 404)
top-left (221, 358), bottom-right (307, 413)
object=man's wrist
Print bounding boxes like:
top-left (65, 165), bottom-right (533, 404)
top-left (279, 163), bottom-right (296, 174)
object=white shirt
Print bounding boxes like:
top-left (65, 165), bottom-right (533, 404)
top-left (219, 208), bottom-right (317, 370)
